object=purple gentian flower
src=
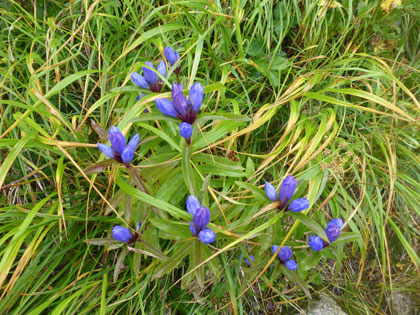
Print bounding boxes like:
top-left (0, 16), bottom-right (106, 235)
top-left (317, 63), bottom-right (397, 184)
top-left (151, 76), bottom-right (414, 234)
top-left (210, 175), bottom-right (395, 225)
top-left (264, 175), bottom-right (309, 211)
top-left (97, 126), bottom-right (139, 165)
top-left (179, 122), bottom-right (193, 144)
top-left (186, 197), bottom-right (215, 245)
top-left (193, 206), bottom-right (210, 229)
top-left (198, 228), bottom-right (216, 244)
top-left (154, 82), bottom-right (204, 124)
top-left (112, 226), bottom-right (133, 243)
top-left (278, 175), bottom-right (297, 207)
top-left (285, 260), bottom-right (298, 271)
top-left (164, 46), bottom-right (181, 75)
top-left (325, 218), bottom-right (344, 243)
top-left (186, 195), bottom-right (201, 215)
top-left (288, 198), bottom-right (310, 212)
top-left (131, 60), bottom-right (166, 92)
top-left (308, 236), bottom-right (324, 251)
top-left (265, 182), bottom-right (278, 202)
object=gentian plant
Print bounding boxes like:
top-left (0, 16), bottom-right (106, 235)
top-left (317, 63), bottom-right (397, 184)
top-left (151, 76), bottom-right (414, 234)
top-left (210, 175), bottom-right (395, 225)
top-left (265, 175), bottom-right (310, 211)
top-left (309, 218), bottom-right (344, 251)
top-left (271, 245), bottom-right (298, 271)
top-left (186, 195), bottom-right (216, 244)
top-left (112, 225), bottom-right (137, 244)
top-left (131, 60), bottom-right (166, 92)
top-left (155, 82), bottom-right (204, 144)
top-left (97, 126), bottom-right (139, 166)
top-left (164, 46), bottom-right (181, 75)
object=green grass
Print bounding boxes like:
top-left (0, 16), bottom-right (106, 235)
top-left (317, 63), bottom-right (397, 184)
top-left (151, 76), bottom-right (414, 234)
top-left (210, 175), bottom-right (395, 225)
top-left (1, 0), bottom-right (419, 313)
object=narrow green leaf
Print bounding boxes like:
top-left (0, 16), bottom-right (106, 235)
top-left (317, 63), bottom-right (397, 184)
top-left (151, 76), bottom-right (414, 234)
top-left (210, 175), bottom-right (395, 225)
top-left (287, 212), bottom-right (328, 242)
top-left (280, 264), bottom-right (311, 298)
top-left (152, 243), bottom-right (192, 279)
top-left (116, 177), bottom-right (190, 220)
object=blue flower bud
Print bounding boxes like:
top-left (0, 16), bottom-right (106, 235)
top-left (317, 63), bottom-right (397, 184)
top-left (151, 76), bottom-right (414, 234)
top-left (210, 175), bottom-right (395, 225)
top-left (172, 81), bottom-right (183, 94)
top-left (142, 61), bottom-right (157, 86)
top-left (112, 225), bottom-right (132, 243)
top-left (285, 260), bottom-right (298, 271)
top-left (155, 98), bottom-right (177, 118)
top-left (109, 126), bottom-right (126, 154)
top-left (278, 246), bottom-right (292, 262)
top-left (309, 236), bottom-right (324, 251)
top-left (245, 255), bottom-right (255, 267)
top-left (128, 133), bottom-right (139, 150)
top-left (172, 82), bottom-right (188, 116)
top-left (189, 223), bottom-right (197, 235)
top-left (188, 83), bottom-right (204, 113)
top-left (325, 218), bottom-right (343, 243)
top-left (97, 143), bottom-right (116, 159)
top-left (121, 146), bottom-right (134, 164)
top-left (131, 73), bottom-right (149, 89)
top-left (265, 182), bottom-right (278, 201)
top-left (330, 218), bottom-right (344, 229)
top-left (157, 60), bottom-right (166, 81)
top-left (193, 206), bottom-right (210, 229)
top-left (288, 198), bottom-right (309, 212)
top-left (198, 228), bottom-right (215, 244)
top-left (186, 195), bottom-right (201, 215)
top-left (271, 245), bottom-right (279, 255)
top-left (164, 46), bottom-right (179, 66)
top-left (179, 122), bottom-right (192, 141)
top-left (278, 175), bottom-right (296, 204)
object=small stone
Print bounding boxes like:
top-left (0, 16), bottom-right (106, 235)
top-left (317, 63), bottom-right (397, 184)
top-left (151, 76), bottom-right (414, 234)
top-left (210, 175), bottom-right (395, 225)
top-left (389, 292), bottom-right (416, 315)
top-left (309, 295), bottom-right (347, 315)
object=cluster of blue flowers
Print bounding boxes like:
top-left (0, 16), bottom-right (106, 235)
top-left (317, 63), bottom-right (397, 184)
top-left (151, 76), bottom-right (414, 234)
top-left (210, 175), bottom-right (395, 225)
top-left (97, 126), bottom-right (139, 165)
top-left (130, 46), bottom-right (204, 144)
top-left (271, 245), bottom-right (298, 271)
top-left (265, 175), bottom-right (309, 212)
top-left (155, 82), bottom-right (203, 144)
top-left (262, 175), bottom-right (344, 269)
top-left (95, 46), bottom-right (348, 279)
top-left (308, 218), bottom-right (344, 251)
top-left (186, 195), bottom-right (216, 244)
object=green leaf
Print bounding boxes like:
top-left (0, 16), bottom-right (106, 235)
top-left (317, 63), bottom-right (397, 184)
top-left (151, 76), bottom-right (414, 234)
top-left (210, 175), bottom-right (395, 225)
top-left (280, 264), bottom-right (311, 299)
top-left (193, 121), bottom-right (245, 150)
top-left (300, 251), bottom-right (323, 271)
top-left (152, 243), bottom-right (192, 279)
top-left (246, 157), bottom-right (255, 178)
top-left (334, 232), bottom-right (360, 245)
top-left (196, 112), bottom-right (250, 124)
top-left (235, 181), bottom-right (267, 202)
top-left (130, 112), bottom-right (178, 123)
top-left (113, 247), bottom-right (128, 282)
top-left (0, 132), bottom-right (35, 188)
top-left (149, 218), bottom-right (191, 240)
top-left (116, 177), bottom-right (190, 220)
top-left (286, 212), bottom-right (328, 242)
top-left (182, 143), bottom-right (196, 194)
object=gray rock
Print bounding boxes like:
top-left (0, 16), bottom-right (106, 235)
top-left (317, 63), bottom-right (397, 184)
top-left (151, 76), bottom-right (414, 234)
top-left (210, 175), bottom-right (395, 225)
top-left (309, 295), bottom-right (347, 315)
top-left (390, 292), bottom-right (416, 315)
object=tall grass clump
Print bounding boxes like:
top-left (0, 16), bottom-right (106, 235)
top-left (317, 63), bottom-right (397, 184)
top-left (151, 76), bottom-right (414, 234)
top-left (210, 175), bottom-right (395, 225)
top-left (0, 0), bottom-right (419, 313)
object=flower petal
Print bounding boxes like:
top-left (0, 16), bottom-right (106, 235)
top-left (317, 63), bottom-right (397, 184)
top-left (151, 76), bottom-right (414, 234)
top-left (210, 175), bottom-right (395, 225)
top-left (155, 98), bottom-right (177, 118)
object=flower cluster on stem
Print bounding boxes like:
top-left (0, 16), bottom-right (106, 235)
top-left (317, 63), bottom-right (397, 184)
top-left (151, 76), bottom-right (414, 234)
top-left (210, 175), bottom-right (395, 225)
top-left (271, 245), bottom-right (298, 271)
top-left (265, 175), bottom-right (309, 212)
top-left (97, 126), bottom-right (139, 166)
top-left (308, 218), bottom-right (344, 251)
top-left (186, 195), bottom-right (216, 244)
